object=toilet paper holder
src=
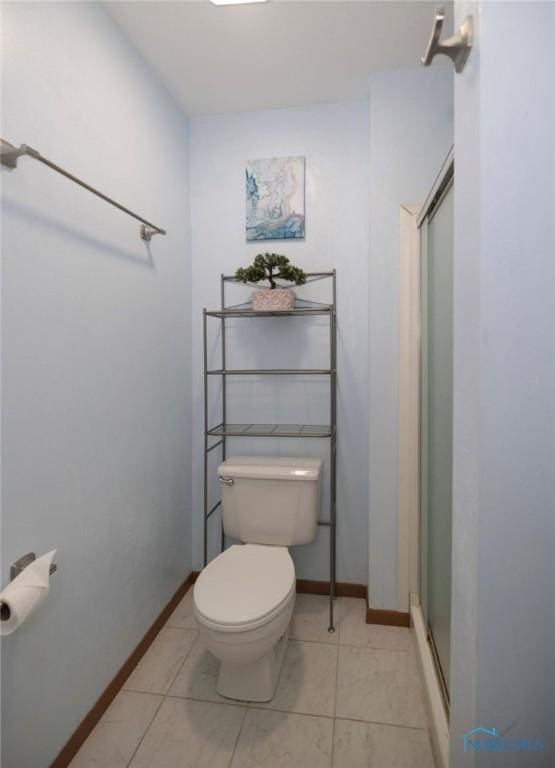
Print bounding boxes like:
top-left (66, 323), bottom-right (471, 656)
top-left (10, 552), bottom-right (58, 582)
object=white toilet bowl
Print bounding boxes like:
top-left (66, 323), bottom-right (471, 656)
top-left (193, 543), bottom-right (296, 702)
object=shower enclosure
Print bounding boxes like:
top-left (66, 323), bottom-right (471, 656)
top-left (418, 152), bottom-right (454, 704)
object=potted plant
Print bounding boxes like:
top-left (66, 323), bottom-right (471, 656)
top-left (235, 253), bottom-right (307, 311)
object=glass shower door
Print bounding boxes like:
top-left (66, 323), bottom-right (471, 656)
top-left (420, 177), bottom-right (454, 700)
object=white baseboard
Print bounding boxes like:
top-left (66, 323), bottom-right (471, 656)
top-left (411, 604), bottom-right (450, 768)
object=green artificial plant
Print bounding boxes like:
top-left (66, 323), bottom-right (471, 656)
top-left (234, 253), bottom-right (307, 290)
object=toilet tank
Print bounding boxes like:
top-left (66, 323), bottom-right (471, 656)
top-left (218, 456), bottom-right (322, 546)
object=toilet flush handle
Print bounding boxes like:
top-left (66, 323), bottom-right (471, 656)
top-left (218, 476), bottom-right (234, 486)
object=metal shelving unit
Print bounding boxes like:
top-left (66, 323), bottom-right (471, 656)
top-left (202, 271), bottom-right (338, 631)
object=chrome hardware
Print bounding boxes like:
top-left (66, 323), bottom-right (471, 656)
top-left (421, 7), bottom-right (473, 73)
top-left (10, 552), bottom-right (57, 582)
top-left (1, 138), bottom-right (166, 241)
top-left (140, 224), bottom-right (159, 242)
top-left (218, 476), bottom-right (234, 486)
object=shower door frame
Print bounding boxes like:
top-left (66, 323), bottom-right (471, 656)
top-left (397, 147), bottom-right (454, 768)
top-left (397, 146), bottom-right (454, 617)
top-left (418, 158), bottom-right (454, 708)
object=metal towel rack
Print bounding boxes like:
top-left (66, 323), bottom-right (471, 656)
top-left (421, 6), bottom-right (473, 73)
top-left (0, 138), bottom-right (166, 241)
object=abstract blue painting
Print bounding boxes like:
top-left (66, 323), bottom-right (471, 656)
top-left (246, 156), bottom-right (305, 241)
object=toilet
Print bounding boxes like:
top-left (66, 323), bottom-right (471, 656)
top-left (193, 456), bottom-right (322, 702)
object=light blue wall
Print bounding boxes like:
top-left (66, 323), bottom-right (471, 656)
top-left (368, 66), bottom-right (454, 609)
top-left (1, 4), bottom-right (192, 767)
top-left (450, 3), bottom-right (555, 766)
top-left (190, 102), bottom-right (370, 584)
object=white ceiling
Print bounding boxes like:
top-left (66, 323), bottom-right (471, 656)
top-left (105, 1), bottom-right (453, 115)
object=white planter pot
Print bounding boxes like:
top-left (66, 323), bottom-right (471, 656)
top-left (252, 287), bottom-right (295, 311)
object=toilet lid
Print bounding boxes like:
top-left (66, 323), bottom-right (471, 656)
top-left (194, 544), bottom-right (295, 628)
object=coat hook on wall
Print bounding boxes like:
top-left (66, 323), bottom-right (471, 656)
top-left (421, 6), bottom-right (473, 73)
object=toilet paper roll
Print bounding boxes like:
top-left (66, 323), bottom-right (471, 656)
top-left (0, 550), bottom-right (57, 636)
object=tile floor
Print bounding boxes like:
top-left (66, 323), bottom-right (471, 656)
top-left (69, 591), bottom-right (435, 768)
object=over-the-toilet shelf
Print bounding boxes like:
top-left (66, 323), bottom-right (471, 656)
top-left (202, 271), bottom-right (337, 630)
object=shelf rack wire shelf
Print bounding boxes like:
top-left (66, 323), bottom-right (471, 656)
top-left (202, 271), bottom-right (337, 631)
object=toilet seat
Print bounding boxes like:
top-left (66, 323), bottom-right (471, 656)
top-left (194, 544), bottom-right (295, 632)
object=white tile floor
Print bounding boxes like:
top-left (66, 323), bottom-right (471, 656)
top-left (69, 591), bottom-right (435, 768)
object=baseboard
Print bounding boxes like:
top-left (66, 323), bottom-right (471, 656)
top-left (296, 579), bottom-right (367, 599)
top-left (366, 607), bottom-right (411, 627)
top-left (195, 570), bottom-right (366, 600)
top-left (411, 604), bottom-right (449, 768)
top-left (50, 571), bottom-right (195, 768)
